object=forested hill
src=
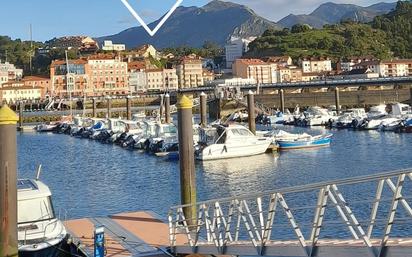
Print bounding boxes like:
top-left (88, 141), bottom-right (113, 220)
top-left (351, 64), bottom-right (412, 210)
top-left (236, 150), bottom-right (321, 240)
top-left (248, 1), bottom-right (412, 61)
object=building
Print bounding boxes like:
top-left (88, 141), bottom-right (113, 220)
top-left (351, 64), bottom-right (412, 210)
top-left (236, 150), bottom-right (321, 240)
top-left (264, 56), bottom-right (293, 67)
top-left (176, 55), bottom-right (204, 88)
top-left (50, 59), bottom-right (90, 97)
top-left (0, 61), bottom-right (23, 82)
top-left (0, 81), bottom-right (42, 103)
top-left (21, 76), bottom-right (52, 98)
top-left (232, 59), bottom-right (278, 84)
top-left (102, 41), bottom-right (126, 52)
top-left (352, 60), bottom-right (383, 76)
top-left (47, 36), bottom-right (99, 53)
top-left (225, 37), bottom-right (255, 69)
top-left (381, 59), bottom-right (412, 77)
top-left (128, 61), bottom-right (147, 94)
top-left (146, 69), bottom-right (178, 92)
top-left (124, 44), bottom-right (158, 62)
top-left (337, 56), bottom-right (377, 72)
top-left (202, 69), bottom-right (215, 83)
top-left (88, 54), bottom-right (129, 96)
top-left (301, 57), bottom-right (332, 74)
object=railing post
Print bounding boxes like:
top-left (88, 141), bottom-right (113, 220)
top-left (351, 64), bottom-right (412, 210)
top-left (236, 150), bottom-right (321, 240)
top-left (106, 96), bottom-right (112, 119)
top-left (126, 96), bottom-right (132, 120)
top-left (177, 95), bottom-right (197, 228)
top-left (165, 93), bottom-right (171, 124)
top-left (247, 90), bottom-right (256, 135)
top-left (200, 92), bottom-right (207, 128)
top-left (280, 89), bottom-right (285, 113)
top-left (0, 104), bottom-right (19, 257)
top-left (92, 98), bottom-right (97, 118)
top-left (335, 87), bottom-right (341, 115)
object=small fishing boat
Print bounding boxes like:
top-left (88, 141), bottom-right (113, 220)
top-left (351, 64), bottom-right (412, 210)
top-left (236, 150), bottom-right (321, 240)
top-left (18, 169), bottom-right (67, 257)
top-left (276, 133), bottom-right (333, 150)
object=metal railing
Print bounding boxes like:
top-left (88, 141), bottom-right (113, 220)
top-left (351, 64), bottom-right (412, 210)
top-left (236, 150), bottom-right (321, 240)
top-left (168, 169), bottom-right (412, 257)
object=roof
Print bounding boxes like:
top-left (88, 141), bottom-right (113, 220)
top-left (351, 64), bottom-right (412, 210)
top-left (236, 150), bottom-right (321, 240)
top-left (51, 59), bottom-right (88, 66)
top-left (1, 85), bottom-right (43, 90)
top-left (22, 76), bottom-right (50, 82)
top-left (264, 56), bottom-right (291, 63)
top-left (343, 68), bottom-right (370, 75)
top-left (235, 59), bottom-right (267, 65)
top-left (87, 53), bottom-right (117, 60)
top-left (355, 60), bottom-right (381, 66)
top-left (302, 57), bottom-right (331, 61)
top-left (382, 59), bottom-right (412, 64)
top-left (18, 179), bottom-right (52, 201)
top-left (128, 61), bottom-right (146, 71)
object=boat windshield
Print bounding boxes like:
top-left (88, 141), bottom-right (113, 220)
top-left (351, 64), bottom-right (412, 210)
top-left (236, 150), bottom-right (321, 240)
top-left (163, 126), bottom-right (177, 134)
top-left (18, 196), bottom-right (55, 224)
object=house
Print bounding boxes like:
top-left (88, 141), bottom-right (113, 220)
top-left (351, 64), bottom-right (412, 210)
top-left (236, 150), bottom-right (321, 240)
top-left (232, 59), bottom-right (278, 84)
top-left (301, 57), bottom-right (332, 73)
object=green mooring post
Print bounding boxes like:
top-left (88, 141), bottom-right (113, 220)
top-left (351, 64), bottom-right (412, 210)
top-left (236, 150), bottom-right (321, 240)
top-left (92, 98), bottom-right (97, 118)
top-left (0, 105), bottom-right (19, 257)
top-left (335, 87), bottom-right (341, 115)
top-left (177, 95), bottom-right (197, 227)
top-left (247, 90), bottom-right (256, 135)
top-left (200, 92), bottom-right (207, 128)
top-left (165, 94), bottom-right (171, 124)
top-left (126, 96), bottom-right (132, 120)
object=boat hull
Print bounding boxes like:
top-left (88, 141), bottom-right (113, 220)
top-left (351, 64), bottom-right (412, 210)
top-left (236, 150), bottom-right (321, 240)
top-left (278, 137), bottom-right (331, 150)
top-left (197, 140), bottom-right (271, 161)
top-left (19, 237), bottom-right (69, 257)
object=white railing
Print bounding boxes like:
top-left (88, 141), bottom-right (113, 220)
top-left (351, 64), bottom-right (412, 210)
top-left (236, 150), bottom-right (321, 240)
top-left (169, 169), bottom-right (412, 257)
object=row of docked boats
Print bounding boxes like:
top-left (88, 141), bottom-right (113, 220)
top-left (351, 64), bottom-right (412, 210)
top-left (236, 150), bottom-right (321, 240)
top-left (36, 113), bottom-right (333, 161)
top-left (260, 103), bottom-right (412, 133)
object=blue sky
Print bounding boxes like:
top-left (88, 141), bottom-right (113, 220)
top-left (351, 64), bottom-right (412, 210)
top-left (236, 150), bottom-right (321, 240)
top-left (1, 0), bottom-right (393, 41)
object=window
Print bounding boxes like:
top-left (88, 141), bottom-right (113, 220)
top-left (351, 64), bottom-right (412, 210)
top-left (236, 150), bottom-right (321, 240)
top-left (18, 197), bottom-right (55, 224)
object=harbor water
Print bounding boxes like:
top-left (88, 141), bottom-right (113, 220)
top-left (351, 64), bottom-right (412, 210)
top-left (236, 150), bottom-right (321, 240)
top-left (17, 127), bottom-right (412, 236)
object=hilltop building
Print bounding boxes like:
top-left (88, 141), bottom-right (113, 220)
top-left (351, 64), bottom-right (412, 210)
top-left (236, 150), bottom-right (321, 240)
top-left (102, 41), bottom-right (126, 52)
top-left (225, 37), bottom-right (256, 69)
top-left (47, 36), bottom-right (99, 53)
top-left (301, 57), bottom-right (332, 74)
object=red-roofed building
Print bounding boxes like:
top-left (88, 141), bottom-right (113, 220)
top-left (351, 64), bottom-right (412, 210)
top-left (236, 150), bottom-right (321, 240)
top-left (232, 59), bottom-right (278, 84)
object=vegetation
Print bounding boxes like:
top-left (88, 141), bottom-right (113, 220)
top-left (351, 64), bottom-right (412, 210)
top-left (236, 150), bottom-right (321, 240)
top-left (162, 41), bottom-right (224, 65)
top-left (371, 1), bottom-right (412, 58)
top-left (249, 1), bottom-right (412, 61)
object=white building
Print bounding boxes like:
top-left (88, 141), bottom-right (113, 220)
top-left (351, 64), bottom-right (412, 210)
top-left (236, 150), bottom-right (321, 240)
top-left (146, 69), bottom-right (178, 92)
top-left (129, 71), bottom-right (147, 93)
top-left (301, 57), bottom-right (332, 73)
top-left (225, 37), bottom-right (256, 69)
top-left (0, 61), bottom-right (23, 82)
top-left (0, 84), bottom-right (42, 102)
top-left (102, 40), bottom-right (126, 52)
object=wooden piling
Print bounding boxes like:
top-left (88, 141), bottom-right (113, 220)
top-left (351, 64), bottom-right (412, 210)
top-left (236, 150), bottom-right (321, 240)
top-left (160, 94), bottom-right (164, 122)
top-left (247, 91), bottom-right (256, 135)
top-left (335, 87), bottom-right (341, 115)
top-left (200, 92), bottom-right (207, 128)
top-left (177, 95), bottom-right (196, 227)
top-left (165, 94), bottom-right (171, 124)
top-left (0, 105), bottom-right (19, 257)
top-left (107, 97), bottom-right (112, 119)
top-left (126, 96), bottom-right (132, 120)
top-left (19, 101), bottom-right (23, 130)
top-left (92, 98), bottom-right (97, 118)
top-left (280, 89), bottom-right (285, 113)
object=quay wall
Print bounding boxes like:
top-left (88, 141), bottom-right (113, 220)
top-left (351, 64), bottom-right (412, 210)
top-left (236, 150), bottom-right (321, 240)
top-left (255, 88), bottom-right (412, 109)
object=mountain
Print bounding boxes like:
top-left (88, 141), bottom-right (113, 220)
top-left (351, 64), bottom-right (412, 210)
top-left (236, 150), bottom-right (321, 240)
top-left (98, 0), bottom-right (280, 49)
top-left (278, 2), bottom-right (396, 28)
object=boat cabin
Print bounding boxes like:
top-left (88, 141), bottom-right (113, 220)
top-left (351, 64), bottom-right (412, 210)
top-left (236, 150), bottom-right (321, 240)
top-left (392, 103), bottom-right (412, 116)
top-left (17, 179), bottom-right (55, 231)
top-left (155, 123), bottom-right (177, 138)
top-left (199, 125), bottom-right (255, 145)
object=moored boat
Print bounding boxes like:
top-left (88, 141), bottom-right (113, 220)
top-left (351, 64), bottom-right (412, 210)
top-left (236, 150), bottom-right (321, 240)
top-left (277, 134), bottom-right (332, 150)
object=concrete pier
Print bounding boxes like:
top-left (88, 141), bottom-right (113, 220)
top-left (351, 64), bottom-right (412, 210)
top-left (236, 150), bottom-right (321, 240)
top-left (247, 91), bottom-right (256, 135)
top-left (177, 95), bottom-right (197, 227)
top-left (0, 105), bottom-right (19, 257)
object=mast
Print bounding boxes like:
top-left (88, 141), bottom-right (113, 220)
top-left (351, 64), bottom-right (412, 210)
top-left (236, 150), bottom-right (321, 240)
top-left (65, 50), bottom-right (73, 117)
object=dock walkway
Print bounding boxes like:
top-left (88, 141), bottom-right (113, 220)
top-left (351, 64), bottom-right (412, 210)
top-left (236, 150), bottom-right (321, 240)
top-left (64, 211), bottom-right (179, 257)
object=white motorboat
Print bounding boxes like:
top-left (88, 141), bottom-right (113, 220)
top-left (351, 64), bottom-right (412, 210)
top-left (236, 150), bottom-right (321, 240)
top-left (379, 117), bottom-right (403, 131)
top-left (332, 108), bottom-right (367, 128)
top-left (391, 103), bottom-right (412, 119)
top-left (18, 179), bottom-right (67, 257)
top-left (148, 123), bottom-right (178, 153)
top-left (367, 104), bottom-right (387, 119)
top-left (196, 124), bottom-right (271, 161)
top-left (297, 106), bottom-right (336, 126)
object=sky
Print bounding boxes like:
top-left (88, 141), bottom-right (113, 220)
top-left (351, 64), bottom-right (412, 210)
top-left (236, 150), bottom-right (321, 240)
top-left (0, 0), bottom-right (394, 42)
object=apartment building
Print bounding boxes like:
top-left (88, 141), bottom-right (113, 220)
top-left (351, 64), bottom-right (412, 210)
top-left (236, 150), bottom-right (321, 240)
top-left (301, 57), bottom-right (332, 73)
top-left (337, 56), bottom-right (377, 72)
top-left (21, 76), bottom-right (52, 98)
top-left (128, 61), bottom-right (147, 94)
top-left (176, 55), bottom-right (204, 88)
top-left (381, 59), bottom-right (412, 77)
top-left (102, 41), bottom-right (126, 52)
top-left (0, 61), bottom-right (23, 82)
top-left (232, 59), bottom-right (278, 84)
top-left (146, 69), bottom-right (178, 92)
top-left (225, 37), bottom-right (255, 69)
top-left (88, 54), bottom-right (129, 96)
top-left (0, 81), bottom-right (42, 102)
top-left (50, 59), bottom-right (90, 97)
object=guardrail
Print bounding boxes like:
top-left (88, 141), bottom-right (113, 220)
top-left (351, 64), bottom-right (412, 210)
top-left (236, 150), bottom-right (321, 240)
top-left (168, 169), bottom-right (412, 257)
